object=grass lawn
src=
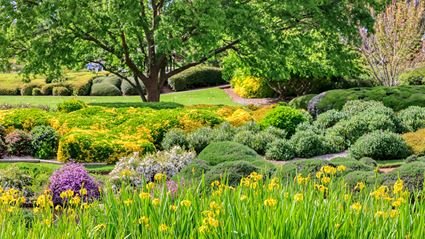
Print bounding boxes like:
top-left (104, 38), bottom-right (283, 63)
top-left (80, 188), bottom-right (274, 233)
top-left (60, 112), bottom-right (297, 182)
top-left (0, 87), bottom-right (238, 107)
top-left (0, 162), bottom-right (115, 174)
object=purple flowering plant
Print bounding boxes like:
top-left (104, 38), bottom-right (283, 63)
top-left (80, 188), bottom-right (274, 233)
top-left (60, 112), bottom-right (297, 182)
top-left (49, 163), bottom-right (100, 205)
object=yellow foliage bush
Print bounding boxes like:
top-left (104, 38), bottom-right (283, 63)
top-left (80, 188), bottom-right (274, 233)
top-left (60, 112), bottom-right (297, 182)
top-left (231, 76), bottom-right (274, 99)
top-left (226, 109), bottom-right (254, 126)
top-left (402, 128), bottom-right (425, 155)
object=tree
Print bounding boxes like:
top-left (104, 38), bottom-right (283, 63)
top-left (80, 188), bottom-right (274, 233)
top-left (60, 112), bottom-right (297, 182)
top-left (360, 0), bottom-right (425, 86)
top-left (0, 0), bottom-right (241, 101)
top-left (222, 0), bottom-right (380, 98)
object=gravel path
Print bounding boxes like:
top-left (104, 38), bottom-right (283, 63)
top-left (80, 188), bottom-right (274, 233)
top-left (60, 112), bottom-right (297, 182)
top-left (222, 86), bottom-right (279, 106)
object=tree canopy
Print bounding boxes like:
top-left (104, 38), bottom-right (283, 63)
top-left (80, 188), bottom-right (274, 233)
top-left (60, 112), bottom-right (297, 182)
top-left (0, 0), bottom-right (381, 101)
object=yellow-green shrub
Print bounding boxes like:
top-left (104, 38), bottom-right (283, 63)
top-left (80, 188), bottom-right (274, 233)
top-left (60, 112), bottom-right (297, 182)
top-left (402, 128), bottom-right (425, 155)
top-left (231, 75), bottom-right (275, 98)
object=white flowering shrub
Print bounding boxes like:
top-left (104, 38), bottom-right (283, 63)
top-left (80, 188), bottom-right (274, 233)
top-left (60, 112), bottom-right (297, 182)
top-left (109, 146), bottom-right (195, 188)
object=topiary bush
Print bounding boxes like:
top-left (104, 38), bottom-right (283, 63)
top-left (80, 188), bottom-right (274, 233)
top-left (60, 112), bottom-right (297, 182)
top-left (329, 157), bottom-right (373, 173)
top-left (52, 86), bottom-right (72, 96)
top-left (168, 65), bottom-right (225, 91)
top-left (30, 126), bottom-right (59, 159)
top-left (289, 94), bottom-right (317, 110)
top-left (402, 128), bottom-right (425, 155)
top-left (90, 83), bottom-right (121, 96)
top-left (349, 130), bottom-right (412, 160)
top-left (233, 130), bottom-right (278, 155)
top-left (265, 139), bottom-right (295, 161)
top-left (187, 127), bottom-right (213, 153)
top-left (314, 109), bottom-right (347, 129)
top-left (210, 122), bottom-right (236, 142)
top-left (261, 105), bottom-right (308, 136)
top-left (20, 83), bottom-right (41, 96)
top-left (49, 163), bottom-right (100, 205)
top-left (5, 130), bottom-right (33, 156)
top-left (204, 160), bottom-right (260, 186)
top-left (32, 88), bottom-right (43, 96)
top-left (120, 77), bottom-right (145, 96)
top-left (161, 128), bottom-right (188, 150)
top-left (198, 141), bottom-right (262, 166)
top-left (109, 146), bottom-right (195, 188)
top-left (289, 129), bottom-right (327, 158)
top-left (397, 106), bottom-right (425, 132)
top-left (57, 99), bottom-right (87, 113)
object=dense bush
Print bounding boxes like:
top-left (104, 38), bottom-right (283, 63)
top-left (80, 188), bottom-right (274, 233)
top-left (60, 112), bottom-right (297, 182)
top-left (57, 99), bottom-right (87, 113)
top-left (161, 129), bottom-right (188, 150)
top-left (328, 157), bottom-right (373, 173)
top-left (0, 108), bottom-right (51, 131)
top-left (52, 87), bottom-right (72, 96)
top-left (343, 170), bottom-right (380, 188)
top-left (289, 129), bottom-right (326, 158)
top-left (5, 130), bottom-right (33, 156)
top-left (275, 159), bottom-right (330, 179)
top-left (265, 139), bottom-right (295, 161)
top-left (288, 94), bottom-right (317, 110)
top-left (198, 141), bottom-right (262, 166)
top-left (49, 163), bottom-right (100, 205)
top-left (231, 75), bottom-right (275, 98)
top-left (168, 65), bottom-right (225, 91)
top-left (261, 105), bottom-right (308, 136)
top-left (397, 106), bottom-right (425, 132)
top-left (32, 88), bottom-right (43, 96)
top-left (0, 124), bottom-right (5, 140)
top-left (0, 166), bottom-right (34, 197)
top-left (176, 160), bottom-right (211, 181)
top-left (349, 131), bottom-right (412, 160)
top-left (342, 100), bottom-right (390, 116)
top-left (263, 126), bottom-right (288, 139)
top-left (323, 133), bottom-right (347, 153)
top-left (233, 130), bottom-right (278, 155)
top-left (121, 78), bottom-right (145, 96)
top-left (311, 85), bottom-right (425, 114)
top-left (359, 157), bottom-right (378, 167)
top-left (398, 66), bottom-right (425, 85)
top-left (0, 88), bottom-right (19, 95)
top-left (0, 138), bottom-right (6, 158)
top-left (402, 128), bottom-right (425, 155)
top-left (204, 160), bottom-right (260, 186)
top-left (20, 83), bottom-right (41, 96)
top-left (314, 110), bottom-right (347, 129)
top-left (210, 122), bottom-right (236, 142)
top-left (88, 102), bottom-right (184, 109)
top-left (90, 83), bottom-right (121, 96)
top-left (30, 126), bottom-right (59, 159)
top-left (109, 147), bottom-right (195, 188)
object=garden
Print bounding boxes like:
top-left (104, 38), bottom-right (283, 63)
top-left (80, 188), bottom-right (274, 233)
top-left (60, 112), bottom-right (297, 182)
top-left (1, 0), bottom-right (425, 238)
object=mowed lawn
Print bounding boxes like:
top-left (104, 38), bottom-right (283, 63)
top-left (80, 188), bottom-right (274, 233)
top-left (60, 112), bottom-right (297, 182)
top-left (0, 87), bottom-right (239, 107)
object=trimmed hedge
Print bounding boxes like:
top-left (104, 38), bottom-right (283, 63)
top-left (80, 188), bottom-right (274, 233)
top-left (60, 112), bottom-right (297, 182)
top-left (349, 130), bottom-right (412, 160)
top-left (90, 83), bottom-right (121, 96)
top-left (52, 87), bottom-right (72, 96)
top-left (57, 99), bottom-right (87, 113)
top-left (198, 141), bottom-right (262, 166)
top-left (168, 65), bottom-right (225, 91)
top-left (261, 105), bottom-right (309, 136)
top-left (311, 85), bottom-right (425, 114)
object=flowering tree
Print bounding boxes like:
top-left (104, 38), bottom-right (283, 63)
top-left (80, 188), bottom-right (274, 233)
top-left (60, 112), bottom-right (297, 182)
top-left (360, 1), bottom-right (425, 86)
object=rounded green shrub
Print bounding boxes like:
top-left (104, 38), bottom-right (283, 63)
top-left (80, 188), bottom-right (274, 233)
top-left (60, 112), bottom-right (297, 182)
top-left (52, 87), bottom-right (72, 96)
top-left (0, 138), bottom-right (6, 158)
top-left (211, 122), bottom-right (236, 142)
top-left (93, 76), bottom-right (122, 87)
top-left (238, 121), bottom-right (262, 133)
top-left (121, 78), bottom-right (145, 96)
top-left (187, 127), bottom-right (213, 153)
top-left (233, 130), bottom-right (278, 155)
top-left (0, 108), bottom-right (51, 131)
top-left (57, 99), bottom-right (87, 113)
top-left (198, 141), bottom-right (261, 166)
top-left (263, 126), bottom-right (287, 139)
top-left (343, 170), bottom-right (381, 189)
top-left (275, 159), bottom-right (329, 179)
top-left (289, 94), bottom-right (317, 110)
top-left (5, 130), bottom-right (33, 156)
top-left (90, 83), bottom-right (121, 96)
top-left (161, 128), bottom-right (188, 150)
top-left (168, 65), bottom-right (225, 91)
top-left (359, 157), bottom-right (378, 167)
top-left (20, 83), bottom-right (41, 96)
top-left (32, 88), bottom-right (44, 96)
top-left (349, 130), bottom-right (412, 160)
top-left (261, 105), bottom-right (308, 136)
top-left (30, 126), bottom-right (59, 159)
top-left (289, 129), bottom-right (326, 158)
top-left (329, 157), bottom-right (373, 173)
top-left (176, 160), bottom-right (211, 180)
top-left (398, 106), bottom-right (425, 132)
top-left (323, 133), bottom-right (347, 153)
top-left (265, 139), bottom-right (294, 161)
top-left (314, 109), bottom-right (347, 129)
top-left (204, 160), bottom-right (260, 186)
top-left (381, 161), bottom-right (425, 191)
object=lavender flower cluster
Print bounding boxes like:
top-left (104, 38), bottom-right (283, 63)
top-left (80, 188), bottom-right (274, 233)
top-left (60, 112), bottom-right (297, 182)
top-left (49, 163), bottom-right (100, 204)
top-left (109, 146), bottom-right (195, 189)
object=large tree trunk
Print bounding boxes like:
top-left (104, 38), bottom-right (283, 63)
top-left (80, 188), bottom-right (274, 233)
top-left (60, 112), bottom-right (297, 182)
top-left (146, 85), bottom-right (160, 102)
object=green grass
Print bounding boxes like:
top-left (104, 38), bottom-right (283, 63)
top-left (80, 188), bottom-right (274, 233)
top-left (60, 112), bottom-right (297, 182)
top-left (0, 87), bottom-right (238, 107)
top-left (0, 162), bottom-right (115, 174)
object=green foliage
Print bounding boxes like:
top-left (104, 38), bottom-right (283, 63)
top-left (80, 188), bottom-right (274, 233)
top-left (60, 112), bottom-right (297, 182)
top-left (265, 139), bottom-right (295, 161)
top-left (52, 87), bottom-right (72, 96)
top-left (314, 110), bottom-right (347, 129)
top-left (176, 160), bottom-right (211, 181)
top-left (349, 130), bottom-right (412, 160)
top-left (88, 102), bottom-right (184, 109)
top-left (233, 130), bottom-right (278, 155)
top-left (289, 94), bottom-right (317, 110)
top-left (32, 88), bottom-right (43, 96)
top-left (0, 138), bottom-right (6, 158)
top-left (204, 160), bottom-right (260, 187)
top-left (168, 66), bottom-right (225, 91)
top-left (161, 129), bottom-right (188, 150)
top-left (398, 65), bottom-right (425, 85)
top-left (329, 157), bottom-right (373, 173)
top-left (121, 78), bottom-right (144, 96)
top-left (342, 100), bottom-right (392, 117)
top-left (381, 161), bottom-right (425, 191)
top-left (230, 74), bottom-right (275, 98)
top-left (314, 86), bottom-right (425, 113)
top-left (187, 127), bottom-right (213, 154)
top-left (359, 157), bottom-right (378, 167)
top-left (261, 105), bottom-right (308, 136)
top-left (198, 141), bottom-right (261, 166)
top-left (289, 129), bottom-right (327, 158)
top-left (397, 106), bottom-right (425, 132)
top-left (343, 170), bottom-right (380, 188)
top-left (57, 99), bottom-right (87, 113)
top-left (30, 126), bottom-right (59, 159)
top-left (0, 108), bottom-right (51, 130)
top-left (210, 122), bottom-right (236, 142)
top-left (275, 159), bottom-right (329, 179)
top-left (90, 83), bottom-right (121, 96)
top-left (21, 83), bottom-right (41, 96)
